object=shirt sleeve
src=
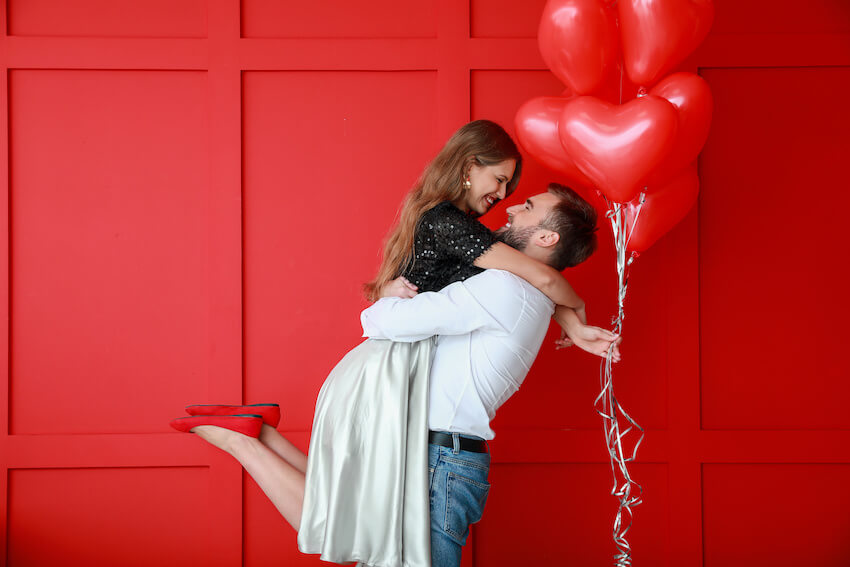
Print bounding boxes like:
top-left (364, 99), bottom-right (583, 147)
top-left (360, 271), bottom-right (523, 342)
top-left (427, 202), bottom-right (496, 264)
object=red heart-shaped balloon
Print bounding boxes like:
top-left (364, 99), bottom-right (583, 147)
top-left (558, 95), bottom-right (679, 203)
top-left (563, 59), bottom-right (641, 105)
top-left (538, 0), bottom-right (619, 95)
top-left (618, 0), bottom-right (714, 87)
top-left (626, 164), bottom-right (699, 253)
top-left (515, 96), bottom-right (595, 190)
top-left (646, 72), bottom-right (713, 186)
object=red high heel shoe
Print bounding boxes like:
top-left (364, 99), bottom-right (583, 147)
top-left (169, 414), bottom-right (264, 438)
top-left (184, 403), bottom-right (281, 428)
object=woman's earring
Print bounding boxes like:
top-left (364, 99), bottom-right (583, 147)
top-left (463, 177), bottom-right (471, 190)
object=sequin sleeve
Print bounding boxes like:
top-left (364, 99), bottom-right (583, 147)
top-left (421, 202), bottom-right (496, 263)
top-left (404, 202), bottom-right (497, 292)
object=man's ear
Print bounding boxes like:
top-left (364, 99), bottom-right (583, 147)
top-left (535, 229), bottom-right (560, 249)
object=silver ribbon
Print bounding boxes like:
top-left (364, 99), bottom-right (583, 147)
top-left (597, 194), bottom-right (646, 566)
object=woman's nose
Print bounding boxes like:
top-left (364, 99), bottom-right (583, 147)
top-left (497, 186), bottom-right (507, 200)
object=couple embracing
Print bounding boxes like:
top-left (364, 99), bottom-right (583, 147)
top-left (170, 120), bottom-right (621, 567)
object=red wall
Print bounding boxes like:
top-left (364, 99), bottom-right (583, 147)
top-left (2, 1), bottom-right (849, 566)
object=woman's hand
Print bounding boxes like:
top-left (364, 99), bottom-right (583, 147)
top-left (553, 304), bottom-right (621, 361)
top-left (380, 276), bottom-right (419, 299)
top-left (556, 325), bottom-right (622, 362)
top-left (554, 329), bottom-right (574, 349)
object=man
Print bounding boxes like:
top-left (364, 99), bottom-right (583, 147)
top-left (360, 183), bottom-right (620, 566)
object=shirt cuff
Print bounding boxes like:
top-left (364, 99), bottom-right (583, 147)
top-left (360, 297), bottom-right (402, 338)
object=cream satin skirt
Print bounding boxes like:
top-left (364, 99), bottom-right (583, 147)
top-left (297, 338), bottom-right (435, 567)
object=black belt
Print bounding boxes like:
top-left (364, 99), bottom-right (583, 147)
top-left (428, 430), bottom-right (488, 453)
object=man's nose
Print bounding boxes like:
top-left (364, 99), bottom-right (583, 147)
top-left (506, 204), bottom-right (520, 215)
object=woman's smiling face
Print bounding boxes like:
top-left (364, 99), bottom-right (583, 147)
top-left (456, 158), bottom-right (516, 217)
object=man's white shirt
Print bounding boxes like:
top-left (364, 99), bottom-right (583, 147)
top-left (360, 269), bottom-right (554, 440)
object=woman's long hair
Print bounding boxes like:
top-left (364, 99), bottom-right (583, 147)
top-left (363, 120), bottom-right (522, 300)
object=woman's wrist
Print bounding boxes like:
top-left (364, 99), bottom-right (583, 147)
top-left (554, 305), bottom-right (581, 333)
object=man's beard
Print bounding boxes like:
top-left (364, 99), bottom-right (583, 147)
top-left (494, 225), bottom-right (538, 251)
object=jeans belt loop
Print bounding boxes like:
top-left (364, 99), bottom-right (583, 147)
top-left (452, 433), bottom-right (460, 454)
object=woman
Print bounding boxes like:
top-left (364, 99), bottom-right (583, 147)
top-left (170, 120), bottom-right (600, 566)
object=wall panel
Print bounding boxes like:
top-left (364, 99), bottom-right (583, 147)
top-left (7, 0), bottom-right (207, 38)
top-left (702, 464), bottom-right (850, 567)
top-left (9, 69), bottom-right (211, 435)
top-left (241, 70), bottom-right (438, 431)
top-left (475, 463), bottom-right (669, 566)
top-left (241, 0), bottom-right (437, 38)
top-left (7, 466), bottom-right (211, 566)
top-left (711, 0), bottom-right (850, 34)
top-left (470, 0), bottom-right (547, 38)
top-left (699, 66), bottom-right (850, 430)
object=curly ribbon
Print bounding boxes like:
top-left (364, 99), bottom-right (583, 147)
top-left (598, 194), bottom-right (646, 566)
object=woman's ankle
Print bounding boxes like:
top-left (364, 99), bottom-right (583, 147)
top-left (194, 424), bottom-right (255, 454)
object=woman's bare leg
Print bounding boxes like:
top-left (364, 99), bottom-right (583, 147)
top-left (259, 424), bottom-right (308, 474)
top-left (192, 425), bottom-right (304, 530)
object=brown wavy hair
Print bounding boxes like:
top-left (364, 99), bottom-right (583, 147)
top-left (363, 120), bottom-right (523, 300)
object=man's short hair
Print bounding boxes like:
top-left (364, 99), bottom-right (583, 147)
top-left (542, 183), bottom-right (598, 270)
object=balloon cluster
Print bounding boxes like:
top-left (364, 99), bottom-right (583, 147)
top-left (516, 0), bottom-right (714, 253)
top-left (516, 2), bottom-right (714, 565)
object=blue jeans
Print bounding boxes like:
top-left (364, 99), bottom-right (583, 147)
top-left (428, 434), bottom-right (491, 567)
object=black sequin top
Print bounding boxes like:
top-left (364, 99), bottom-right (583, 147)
top-left (401, 201), bottom-right (497, 292)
